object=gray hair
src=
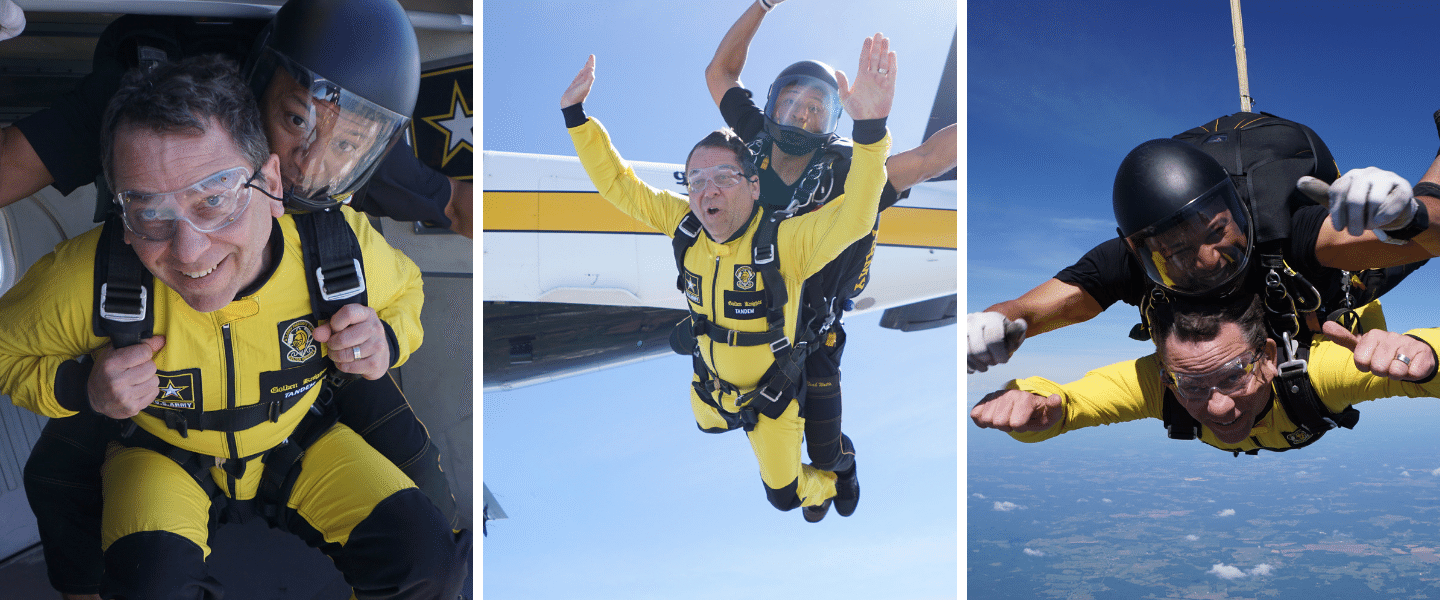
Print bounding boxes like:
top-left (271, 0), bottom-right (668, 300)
top-left (100, 54), bottom-right (270, 192)
top-left (686, 128), bottom-right (760, 180)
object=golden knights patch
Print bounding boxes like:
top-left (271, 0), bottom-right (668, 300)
top-left (152, 369), bottom-right (201, 410)
top-left (734, 265), bottom-right (757, 291)
top-left (682, 270), bottom-right (703, 306)
top-left (279, 316), bottom-right (319, 367)
top-left (1284, 428), bottom-right (1313, 446)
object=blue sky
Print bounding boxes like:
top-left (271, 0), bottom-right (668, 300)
top-left (481, 1), bottom-right (958, 598)
top-left (968, 1), bottom-right (1440, 397)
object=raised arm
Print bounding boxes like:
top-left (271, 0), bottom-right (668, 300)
top-left (1299, 168), bottom-right (1440, 267)
top-left (705, 1), bottom-right (781, 107)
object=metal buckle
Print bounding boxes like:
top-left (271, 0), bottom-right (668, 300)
top-left (753, 244), bottom-right (776, 265)
top-left (315, 259), bottom-right (366, 301)
top-left (678, 214), bottom-right (702, 238)
top-left (99, 283), bottom-right (147, 322)
top-left (769, 337), bottom-right (791, 354)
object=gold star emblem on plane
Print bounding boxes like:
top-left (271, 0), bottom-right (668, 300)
top-left (421, 80), bottom-right (473, 168)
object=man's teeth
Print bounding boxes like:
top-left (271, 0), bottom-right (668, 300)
top-left (184, 265), bottom-right (216, 279)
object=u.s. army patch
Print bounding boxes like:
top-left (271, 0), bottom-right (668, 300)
top-left (278, 316), bottom-right (319, 367)
top-left (152, 369), bottom-right (201, 410)
top-left (682, 270), bottom-right (703, 306)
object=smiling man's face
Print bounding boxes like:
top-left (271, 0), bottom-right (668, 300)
top-left (112, 120), bottom-right (285, 313)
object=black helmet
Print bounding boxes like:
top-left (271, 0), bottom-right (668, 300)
top-left (248, 0), bottom-right (420, 211)
top-left (1113, 138), bottom-right (1254, 297)
top-left (763, 60), bottom-right (843, 156)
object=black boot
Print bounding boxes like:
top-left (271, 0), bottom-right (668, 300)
top-left (834, 437), bottom-right (859, 517)
top-left (802, 498), bottom-right (832, 523)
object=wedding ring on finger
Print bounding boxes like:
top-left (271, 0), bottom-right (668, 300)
top-left (1396, 353), bottom-right (1412, 366)
top-left (353, 346), bottom-right (363, 361)
top-left (877, 68), bottom-right (888, 75)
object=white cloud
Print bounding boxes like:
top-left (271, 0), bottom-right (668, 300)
top-left (1209, 564), bottom-right (1246, 580)
top-left (1430, 466), bottom-right (1440, 476)
top-left (1076, 498), bottom-right (1088, 503)
top-left (1185, 534), bottom-right (1199, 541)
top-left (1403, 471), bottom-right (1412, 477)
top-left (1024, 548), bottom-right (1045, 557)
top-left (1101, 498), bottom-right (1113, 503)
top-left (972, 493), bottom-right (987, 499)
top-left (1208, 563), bottom-right (1272, 579)
top-left (1216, 509), bottom-right (1236, 517)
top-left (1294, 470), bottom-right (1308, 476)
top-left (994, 501), bottom-right (1022, 512)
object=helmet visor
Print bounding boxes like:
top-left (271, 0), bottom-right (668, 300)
top-left (1125, 179), bottom-right (1252, 296)
top-left (252, 47), bottom-right (409, 209)
top-left (764, 75), bottom-right (842, 135)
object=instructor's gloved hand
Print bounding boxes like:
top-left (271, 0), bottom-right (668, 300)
top-left (1298, 167), bottom-right (1417, 240)
top-left (0, 0), bottom-right (24, 42)
top-left (966, 311), bottom-right (1026, 374)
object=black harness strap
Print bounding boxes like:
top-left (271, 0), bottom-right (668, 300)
top-left (92, 218), bottom-right (153, 349)
top-left (294, 209), bottom-right (368, 320)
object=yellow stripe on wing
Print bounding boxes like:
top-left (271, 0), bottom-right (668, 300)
top-left (482, 191), bottom-right (957, 249)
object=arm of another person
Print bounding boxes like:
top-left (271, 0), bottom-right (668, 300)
top-left (884, 123), bottom-right (956, 194)
top-left (0, 126), bottom-right (56, 208)
top-left (1306, 166), bottom-right (1440, 268)
top-left (562, 56), bottom-right (690, 235)
top-left (985, 278), bottom-right (1105, 339)
top-left (1310, 320), bottom-right (1440, 412)
top-left (705, 1), bottom-right (774, 108)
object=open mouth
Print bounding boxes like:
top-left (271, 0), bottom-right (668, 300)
top-left (706, 207), bottom-right (720, 215)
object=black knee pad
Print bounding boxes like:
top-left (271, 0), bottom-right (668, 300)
top-left (763, 479), bottom-right (802, 512)
top-left (332, 488), bottom-right (469, 600)
top-left (101, 530), bottom-right (223, 600)
top-left (26, 414), bottom-right (111, 595)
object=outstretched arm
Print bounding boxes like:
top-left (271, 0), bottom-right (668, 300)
top-left (884, 123), bottom-right (956, 193)
top-left (968, 279), bottom-right (1104, 373)
top-left (705, 1), bottom-right (780, 107)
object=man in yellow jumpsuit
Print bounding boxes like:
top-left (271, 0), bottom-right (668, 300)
top-left (559, 33), bottom-right (895, 520)
top-left (972, 294), bottom-right (1440, 455)
top-left (0, 56), bottom-right (464, 597)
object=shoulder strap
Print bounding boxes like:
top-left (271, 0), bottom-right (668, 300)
top-left (293, 209), bottom-right (369, 320)
top-left (671, 212), bottom-right (703, 293)
top-left (1271, 340), bottom-right (1359, 450)
top-left (92, 217), bottom-right (154, 349)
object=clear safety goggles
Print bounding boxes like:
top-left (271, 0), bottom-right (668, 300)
top-left (686, 165), bottom-right (746, 196)
top-left (115, 167), bottom-right (260, 242)
top-left (764, 75), bottom-right (842, 135)
top-left (1164, 349), bottom-right (1263, 401)
top-left (1126, 180), bottom-right (1252, 296)
top-left (252, 47), bottom-right (409, 210)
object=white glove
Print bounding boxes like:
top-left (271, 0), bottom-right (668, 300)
top-left (967, 311), bottom-right (1026, 374)
top-left (757, 0), bottom-right (787, 12)
top-left (0, 0), bottom-right (24, 42)
top-left (1307, 166), bottom-right (1417, 239)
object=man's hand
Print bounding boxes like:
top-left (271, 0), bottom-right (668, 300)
top-left (314, 304), bottom-right (391, 380)
top-left (562, 54), bottom-right (596, 109)
top-left (87, 336), bottom-right (166, 419)
top-left (836, 33), bottom-right (896, 121)
top-left (1299, 167), bottom-right (1418, 238)
top-left (970, 389), bottom-right (1064, 433)
top-left (967, 311), bottom-right (1026, 374)
top-left (1322, 319), bottom-right (1437, 381)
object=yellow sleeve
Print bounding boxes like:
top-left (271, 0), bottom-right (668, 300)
top-left (0, 228), bottom-right (109, 418)
top-left (345, 207), bottom-right (424, 369)
top-left (777, 132), bottom-right (892, 281)
top-left (1004, 354), bottom-right (1168, 443)
top-left (568, 117), bottom-right (691, 236)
